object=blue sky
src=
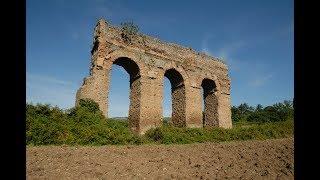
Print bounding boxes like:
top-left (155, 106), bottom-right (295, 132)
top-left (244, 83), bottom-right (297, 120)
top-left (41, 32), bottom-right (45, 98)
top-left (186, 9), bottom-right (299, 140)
top-left (27, 0), bottom-right (293, 117)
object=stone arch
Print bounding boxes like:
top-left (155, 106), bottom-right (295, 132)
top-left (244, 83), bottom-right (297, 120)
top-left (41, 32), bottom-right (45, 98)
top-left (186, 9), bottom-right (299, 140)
top-left (106, 55), bottom-right (143, 132)
top-left (112, 57), bottom-right (140, 86)
top-left (201, 78), bottom-right (220, 127)
top-left (195, 74), bottom-right (221, 91)
top-left (161, 62), bottom-right (190, 86)
top-left (162, 68), bottom-right (187, 127)
top-left (76, 19), bottom-right (233, 134)
top-left (104, 50), bottom-right (147, 76)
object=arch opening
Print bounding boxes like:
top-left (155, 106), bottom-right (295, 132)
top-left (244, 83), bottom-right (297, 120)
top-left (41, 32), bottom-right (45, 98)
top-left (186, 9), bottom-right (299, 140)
top-left (108, 57), bottom-right (141, 132)
top-left (113, 57), bottom-right (140, 86)
top-left (163, 69), bottom-right (186, 127)
top-left (201, 78), bottom-right (219, 127)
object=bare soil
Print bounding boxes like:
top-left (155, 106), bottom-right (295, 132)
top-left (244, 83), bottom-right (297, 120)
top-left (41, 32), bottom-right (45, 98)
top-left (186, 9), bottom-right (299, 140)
top-left (27, 137), bottom-right (294, 179)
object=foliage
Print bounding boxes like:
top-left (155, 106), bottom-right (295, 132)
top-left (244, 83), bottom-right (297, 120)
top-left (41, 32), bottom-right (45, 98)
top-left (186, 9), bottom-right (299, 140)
top-left (120, 21), bottom-right (139, 44)
top-left (26, 99), bottom-right (146, 146)
top-left (145, 120), bottom-right (293, 144)
top-left (78, 98), bottom-right (100, 113)
top-left (231, 100), bottom-right (294, 123)
top-left (26, 99), bottom-right (294, 146)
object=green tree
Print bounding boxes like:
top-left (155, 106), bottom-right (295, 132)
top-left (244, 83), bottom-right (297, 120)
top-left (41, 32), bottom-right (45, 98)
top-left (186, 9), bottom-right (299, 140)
top-left (255, 104), bottom-right (263, 112)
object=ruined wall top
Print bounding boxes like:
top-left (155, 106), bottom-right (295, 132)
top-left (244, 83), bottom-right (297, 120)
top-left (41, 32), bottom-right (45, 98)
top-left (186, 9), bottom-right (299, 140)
top-left (93, 19), bottom-right (229, 72)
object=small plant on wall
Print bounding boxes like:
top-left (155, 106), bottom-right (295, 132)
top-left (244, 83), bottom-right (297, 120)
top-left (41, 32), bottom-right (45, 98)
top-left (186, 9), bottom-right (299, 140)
top-left (120, 21), bottom-right (139, 44)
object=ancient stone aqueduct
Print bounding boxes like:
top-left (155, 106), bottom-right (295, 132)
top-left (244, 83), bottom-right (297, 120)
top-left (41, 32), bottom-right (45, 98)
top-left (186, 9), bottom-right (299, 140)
top-left (76, 19), bottom-right (232, 134)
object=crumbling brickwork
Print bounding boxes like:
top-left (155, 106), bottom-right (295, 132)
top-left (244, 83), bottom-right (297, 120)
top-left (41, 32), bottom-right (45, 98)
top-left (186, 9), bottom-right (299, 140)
top-left (76, 19), bottom-right (232, 134)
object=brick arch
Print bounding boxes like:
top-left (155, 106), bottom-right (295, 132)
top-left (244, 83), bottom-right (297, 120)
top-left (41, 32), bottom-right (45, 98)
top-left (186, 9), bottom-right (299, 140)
top-left (161, 65), bottom-right (188, 127)
top-left (196, 75), bottom-right (221, 92)
top-left (76, 19), bottom-right (233, 134)
top-left (103, 50), bottom-right (148, 76)
top-left (103, 52), bottom-right (146, 133)
top-left (160, 62), bottom-right (190, 86)
top-left (201, 78), bottom-right (220, 127)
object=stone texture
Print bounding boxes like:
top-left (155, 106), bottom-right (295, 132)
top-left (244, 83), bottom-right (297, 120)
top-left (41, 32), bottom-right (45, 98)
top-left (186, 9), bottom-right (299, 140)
top-left (75, 19), bottom-right (232, 134)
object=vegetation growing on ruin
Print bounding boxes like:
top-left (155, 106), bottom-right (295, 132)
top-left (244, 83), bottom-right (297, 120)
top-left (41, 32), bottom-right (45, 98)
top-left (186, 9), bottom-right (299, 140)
top-left (120, 21), bottom-right (139, 44)
top-left (26, 99), bottom-right (293, 146)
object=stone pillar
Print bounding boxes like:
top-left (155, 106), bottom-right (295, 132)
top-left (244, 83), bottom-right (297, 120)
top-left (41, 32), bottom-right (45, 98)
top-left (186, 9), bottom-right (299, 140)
top-left (171, 84), bottom-right (187, 127)
top-left (216, 77), bottom-right (232, 128)
top-left (203, 91), bottom-right (219, 127)
top-left (216, 93), bottom-right (232, 128)
top-left (185, 85), bottom-right (203, 128)
top-left (128, 75), bottom-right (142, 133)
top-left (138, 75), bottom-right (163, 134)
top-left (75, 68), bottom-right (109, 116)
top-left (76, 19), bottom-right (110, 116)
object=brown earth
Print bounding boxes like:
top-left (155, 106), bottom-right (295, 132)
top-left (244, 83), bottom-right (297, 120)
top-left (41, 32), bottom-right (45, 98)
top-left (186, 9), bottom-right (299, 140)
top-left (27, 137), bottom-right (294, 179)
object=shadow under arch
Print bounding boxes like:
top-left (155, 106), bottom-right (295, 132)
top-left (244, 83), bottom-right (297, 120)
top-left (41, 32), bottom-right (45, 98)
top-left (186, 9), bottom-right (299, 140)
top-left (110, 57), bottom-right (141, 132)
top-left (113, 57), bottom-right (141, 86)
top-left (201, 78), bottom-right (219, 127)
top-left (164, 68), bottom-right (187, 127)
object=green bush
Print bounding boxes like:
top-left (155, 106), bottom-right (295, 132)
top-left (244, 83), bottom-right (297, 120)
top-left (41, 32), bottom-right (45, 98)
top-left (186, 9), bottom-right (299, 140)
top-left (144, 120), bottom-right (293, 144)
top-left (78, 98), bottom-right (100, 113)
top-left (120, 21), bottom-right (139, 44)
top-left (26, 99), bottom-right (294, 146)
top-left (26, 99), bottom-right (146, 146)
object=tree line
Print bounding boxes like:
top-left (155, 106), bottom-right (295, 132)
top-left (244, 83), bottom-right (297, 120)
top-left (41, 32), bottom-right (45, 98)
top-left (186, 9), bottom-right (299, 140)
top-left (231, 100), bottom-right (294, 123)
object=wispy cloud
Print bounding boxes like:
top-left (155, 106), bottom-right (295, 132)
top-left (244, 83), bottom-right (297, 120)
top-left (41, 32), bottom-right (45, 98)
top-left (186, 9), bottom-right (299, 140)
top-left (215, 41), bottom-right (246, 60)
top-left (26, 72), bottom-right (77, 109)
top-left (249, 74), bottom-right (273, 87)
top-left (201, 34), bottom-right (214, 56)
top-left (27, 73), bottom-right (74, 86)
top-left (201, 34), bottom-right (246, 71)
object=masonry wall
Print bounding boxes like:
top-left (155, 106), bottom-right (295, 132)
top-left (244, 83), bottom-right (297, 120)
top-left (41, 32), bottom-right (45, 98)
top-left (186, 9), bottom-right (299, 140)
top-left (75, 19), bottom-right (232, 134)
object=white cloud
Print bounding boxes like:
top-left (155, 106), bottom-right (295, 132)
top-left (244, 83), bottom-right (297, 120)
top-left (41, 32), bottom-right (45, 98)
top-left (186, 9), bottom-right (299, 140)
top-left (201, 34), bottom-right (246, 71)
top-left (216, 41), bottom-right (246, 60)
top-left (26, 73), bottom-right (77, 109)
top-left (201, 34), bottom-right (214, 56)
top-left (27, 73), bottom-right (74, 86)
top-left (249, 74), bottom-right (273, 87)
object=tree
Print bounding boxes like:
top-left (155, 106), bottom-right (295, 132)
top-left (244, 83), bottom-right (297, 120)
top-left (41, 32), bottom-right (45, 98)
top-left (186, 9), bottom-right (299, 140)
top-left (231, 106), bottom-right (241, 122)
top-left (237, 103), bottom-right (254, 116)
top-left (255, 104), bottom-right (263, 112)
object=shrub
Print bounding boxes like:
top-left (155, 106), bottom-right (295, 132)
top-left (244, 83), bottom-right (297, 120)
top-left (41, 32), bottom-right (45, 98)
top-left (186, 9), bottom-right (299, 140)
top-left (26, 99), bottom-right (294, 146)
top-left (144, 120), bottom-right (293, 144)
top-left (26, 102), bottom-right (145, 146)
top-left (120, 21), bottom-right (139, 44)
top-left (78, 99), bottom-right (100, 113)
top-left (146, 127), bottom-right (163, 142)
